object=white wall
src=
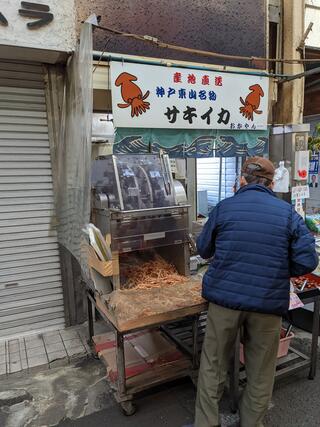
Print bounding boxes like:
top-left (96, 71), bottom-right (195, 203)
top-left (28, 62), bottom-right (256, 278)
top-left (0, 0), bottom-right (76, 52)
top-left (306, 0), bottom-right (320, 5)
top-left (305, 1), bottom-right (320, 48)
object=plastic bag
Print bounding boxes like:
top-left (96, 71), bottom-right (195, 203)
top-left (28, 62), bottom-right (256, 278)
top-left (273, 161), bottom-right (290, 193)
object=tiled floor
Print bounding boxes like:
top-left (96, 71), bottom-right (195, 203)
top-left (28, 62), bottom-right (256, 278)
top-left (0, 325), bottom-right (92, 377)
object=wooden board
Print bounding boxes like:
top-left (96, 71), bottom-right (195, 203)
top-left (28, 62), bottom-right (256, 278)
top-left (95, 280), bottom-right (207, 333)
top-left (87, 244), bottom-right (119, 278)
top-left (126, 358), bottom-right (192, 394)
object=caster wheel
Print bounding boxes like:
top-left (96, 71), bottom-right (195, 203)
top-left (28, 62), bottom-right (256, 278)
top-left (121, 401), bottom-right (136, 416)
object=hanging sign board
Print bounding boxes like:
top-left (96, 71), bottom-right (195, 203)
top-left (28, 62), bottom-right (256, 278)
top-left (110, 61), bottom-right (269, 130)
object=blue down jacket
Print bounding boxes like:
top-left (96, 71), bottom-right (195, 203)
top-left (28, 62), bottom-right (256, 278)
top-left (197, 184), bottom-right (318, 315)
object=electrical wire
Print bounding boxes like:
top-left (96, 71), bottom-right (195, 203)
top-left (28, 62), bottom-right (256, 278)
top-left (94, 24), bottom-right (320, 65)
top-left (93, 37), bottom-right (112, 73)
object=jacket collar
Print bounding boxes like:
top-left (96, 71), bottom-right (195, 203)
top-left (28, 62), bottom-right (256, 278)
top-left (236, 184), bottom-right (276, 197)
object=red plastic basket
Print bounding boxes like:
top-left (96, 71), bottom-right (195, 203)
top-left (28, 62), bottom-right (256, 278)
top-left (239, 328), bottom-right (294, 365)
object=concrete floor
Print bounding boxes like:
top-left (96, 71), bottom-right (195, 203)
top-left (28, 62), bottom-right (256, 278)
top-left (59, 330), bottom-right (320, 427)
top-left (0, 357), bottom-right (112, 427)
top-left (58, 367), bottom-right (320, 427)
top-left (0, 330), bottom-right (319, 427)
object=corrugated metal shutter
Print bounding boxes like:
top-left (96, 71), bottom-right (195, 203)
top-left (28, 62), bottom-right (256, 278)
top-left (0, 60), bottom-right (65, 339)
top-left (197, 157), bottom-right (237, 210)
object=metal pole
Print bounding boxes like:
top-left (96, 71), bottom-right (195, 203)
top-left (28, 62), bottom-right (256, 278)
top-left (116, 332), bottom-right (127, 397)
top-left (309, 295), bottom-right (320, 380)
top-left (187, 158), bottom-right (197, 228)
top-left (87, 294), bottom-right (94, 345)
top-left (218, 157), bottom-right (223, 203)
top-left (279, 65), bottom-right (320, 84)
top-left (93, 52), bottom-right (280, 78)
top-left (192, 315), bottom-right (200, 369)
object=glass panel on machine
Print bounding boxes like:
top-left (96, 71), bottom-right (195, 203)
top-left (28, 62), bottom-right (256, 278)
top-left (92, 154), bottom-right (176, 210)
top-left (91, 156), bottom-right (121, 209)
top-left (115, 154), bottom-right (176, 210)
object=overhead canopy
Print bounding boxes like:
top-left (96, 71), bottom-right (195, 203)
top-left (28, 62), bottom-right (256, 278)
top-left (114, 128), bottom-right (269, 158)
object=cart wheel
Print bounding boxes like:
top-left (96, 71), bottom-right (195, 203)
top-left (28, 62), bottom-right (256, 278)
top-left (121, 401), bottom-right (136, 416)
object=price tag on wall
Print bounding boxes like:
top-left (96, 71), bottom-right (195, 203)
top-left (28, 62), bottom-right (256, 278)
top-left (292, 185), bottom-right (309, 219)
top-left (291, 185), bottom-right (310, 200)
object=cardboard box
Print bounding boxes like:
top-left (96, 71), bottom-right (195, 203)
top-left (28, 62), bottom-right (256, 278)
top-left (93, 329), bottom-right (184, 383)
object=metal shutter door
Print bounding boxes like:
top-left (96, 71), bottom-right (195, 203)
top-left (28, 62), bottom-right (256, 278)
top-left (0, 60), bottom-right (65, 339)
top-left (197, 157), bottom-right (236, 208)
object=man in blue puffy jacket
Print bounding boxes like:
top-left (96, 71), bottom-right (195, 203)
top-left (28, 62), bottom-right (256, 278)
top-left (195, 157), bottom-right (318, 427)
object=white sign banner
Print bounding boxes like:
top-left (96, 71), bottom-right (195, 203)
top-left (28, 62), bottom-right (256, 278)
top-left (110, 61), bottom-right (269, 130)
top-left (291, 185), bottom-right (310, 200)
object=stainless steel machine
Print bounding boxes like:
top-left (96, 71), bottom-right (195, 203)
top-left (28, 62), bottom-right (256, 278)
top-left (91, 154), bottom-right (191, 283)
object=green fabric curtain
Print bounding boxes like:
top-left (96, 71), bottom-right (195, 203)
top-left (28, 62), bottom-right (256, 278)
top-left (114, 128), bottom-right (269, 158)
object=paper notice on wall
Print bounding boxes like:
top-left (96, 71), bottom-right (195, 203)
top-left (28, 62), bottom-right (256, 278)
top-left (294, 198), bottom-right (305, 219)
top-left (309, 154), bottom-right (319, 175)
top-left (170, 159), bottom-right (177, 173)
top-left (294, 151), bottom-right (309, 181)
top-left (291, 185), bottom-right (310, 200)
top-left (306, 187), bottom-right (320, 214)
top-left (307, 153), bottom-right (320, 213)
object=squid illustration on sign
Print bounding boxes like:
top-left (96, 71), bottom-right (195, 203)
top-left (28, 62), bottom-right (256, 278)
top-left (239, 84), bottom-right (264, 121)
top-left (115, 72), bottom-right (150, 117)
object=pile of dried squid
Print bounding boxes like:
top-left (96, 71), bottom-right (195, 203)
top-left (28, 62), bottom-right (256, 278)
top-left (122, 254), bottom-right (184, 290)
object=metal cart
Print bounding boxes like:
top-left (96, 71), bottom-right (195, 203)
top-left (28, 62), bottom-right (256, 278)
top-left (86, 287), bottom-right (208, 415)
